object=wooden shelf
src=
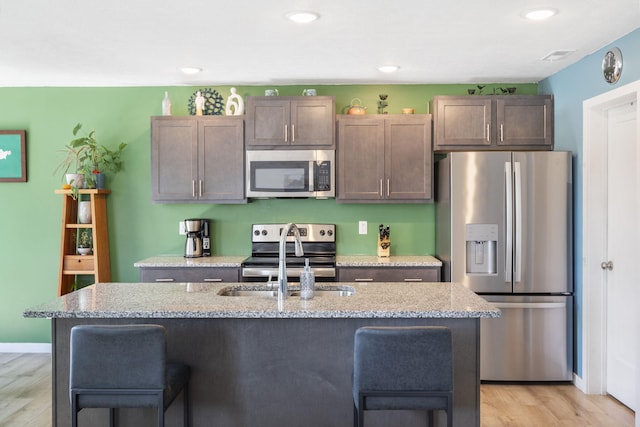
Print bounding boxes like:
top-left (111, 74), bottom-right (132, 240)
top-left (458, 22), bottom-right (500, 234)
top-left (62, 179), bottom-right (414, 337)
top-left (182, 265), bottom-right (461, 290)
top-left (56, 190), bottom-right (111, 296)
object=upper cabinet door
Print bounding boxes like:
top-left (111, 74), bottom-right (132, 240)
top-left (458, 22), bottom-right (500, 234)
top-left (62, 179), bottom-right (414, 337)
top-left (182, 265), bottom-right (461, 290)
top-left (290, 98), bottom-right (335, 147)
top-left (433, 96), bottom-right (493, 149)
top-left (496, 96), bottom-right (553, 148)
top-left (245, 99), bottom-right (290, 146)
top-left (151, 118), bottom-right (198, 202)
top-left (385, 116), bottom-right (433, 201)
top-left (337, 116), bottom-right (385, 201)
top-left (199, 117), bottom-right (245, 202)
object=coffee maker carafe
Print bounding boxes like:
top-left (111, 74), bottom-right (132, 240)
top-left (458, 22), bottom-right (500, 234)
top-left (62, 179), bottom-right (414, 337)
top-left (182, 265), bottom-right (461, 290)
top-left (184, 219), bottom-right (203, 258)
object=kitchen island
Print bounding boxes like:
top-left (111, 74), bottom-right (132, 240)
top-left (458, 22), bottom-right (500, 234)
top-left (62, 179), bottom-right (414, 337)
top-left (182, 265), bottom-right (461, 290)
top-left (24, 281), bottom-right (499, 427)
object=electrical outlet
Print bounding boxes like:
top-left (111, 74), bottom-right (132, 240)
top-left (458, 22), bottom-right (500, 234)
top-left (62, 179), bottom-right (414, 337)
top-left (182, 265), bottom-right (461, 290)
top-left (179, 221), bottom-right (186, 235)
top-left (359, 221), bottom-right (367, 235)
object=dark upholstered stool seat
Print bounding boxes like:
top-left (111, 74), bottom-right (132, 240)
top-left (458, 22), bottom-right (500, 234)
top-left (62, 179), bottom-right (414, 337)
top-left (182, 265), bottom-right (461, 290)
top-left (353, 326), bottom-right (453, 427)
top-left (70, 324), bottom-right (190, 427)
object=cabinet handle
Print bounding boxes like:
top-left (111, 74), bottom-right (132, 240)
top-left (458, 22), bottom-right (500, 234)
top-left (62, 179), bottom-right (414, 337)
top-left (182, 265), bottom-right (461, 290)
top-left (291, 124), bottom-right (295, 142)
top-left (354, 278), bottom-right (374, 282)
top-left (500, 124), bottom-right (504, 142)
top-left (192, 180), bottom-right (196, 198)
top-left (284, 125), bottom-right (288, 142)
top-left (199, 180), bottom-right (203, 197)
top-left (403, 278), bottom-right (424, 282)
top-left (155, 278), bottom-right (175, 282)
top-left (204, 278), bottom-right (223, 282)
top-left (486, 124), bottom-right (490, 142)
top-left (379, 179), bottom-right (383, 197)
top-left (386, 179), bottom-right (390, 197)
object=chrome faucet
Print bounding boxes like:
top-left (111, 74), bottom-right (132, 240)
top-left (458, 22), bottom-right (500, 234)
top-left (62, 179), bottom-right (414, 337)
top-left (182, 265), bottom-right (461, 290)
top-left (278, 223), bottom-right (304, 302)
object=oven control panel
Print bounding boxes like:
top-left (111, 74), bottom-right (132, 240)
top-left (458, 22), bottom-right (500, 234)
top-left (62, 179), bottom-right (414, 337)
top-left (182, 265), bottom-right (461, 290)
top-left (251, 224), bottom-right (335, 243)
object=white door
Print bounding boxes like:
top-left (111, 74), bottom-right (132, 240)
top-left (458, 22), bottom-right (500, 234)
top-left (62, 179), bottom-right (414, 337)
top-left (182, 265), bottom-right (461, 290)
top-left (605, 101), bottom-right (638, 409)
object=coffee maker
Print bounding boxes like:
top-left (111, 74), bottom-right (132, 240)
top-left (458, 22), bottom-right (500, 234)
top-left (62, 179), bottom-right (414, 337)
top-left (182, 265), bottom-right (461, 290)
top-left (184, 219), bottom-right (203, 258)
top-left (183, 218), bottom-right (211, 258)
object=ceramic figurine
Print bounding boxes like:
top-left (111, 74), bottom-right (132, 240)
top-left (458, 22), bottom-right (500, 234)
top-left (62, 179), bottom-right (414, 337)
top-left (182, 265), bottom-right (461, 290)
top-left (377, 94), bottom-right (388, 114)
top-left (225, 87), bottom-right (244, 116)
top-left (195, 91), bottom-right (205, 116)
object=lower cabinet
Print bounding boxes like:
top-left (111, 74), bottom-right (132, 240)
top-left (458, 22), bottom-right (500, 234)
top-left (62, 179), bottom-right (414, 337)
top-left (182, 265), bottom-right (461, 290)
top-left (139, 267), bottom-right (239, 283)
top-left (338, 267), bottom-right (441, 282)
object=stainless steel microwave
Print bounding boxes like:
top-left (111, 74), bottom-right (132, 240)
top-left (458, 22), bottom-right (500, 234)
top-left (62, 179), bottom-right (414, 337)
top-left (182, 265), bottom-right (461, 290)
top-left (246, 150), bottom-right (335, 199)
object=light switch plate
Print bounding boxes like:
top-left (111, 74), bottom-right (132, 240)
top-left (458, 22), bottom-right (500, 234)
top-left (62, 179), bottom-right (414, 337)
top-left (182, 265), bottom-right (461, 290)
top-left (359, 221), bottom-right (367, 235)
top-left (179, 221), bottom-right (186, 235)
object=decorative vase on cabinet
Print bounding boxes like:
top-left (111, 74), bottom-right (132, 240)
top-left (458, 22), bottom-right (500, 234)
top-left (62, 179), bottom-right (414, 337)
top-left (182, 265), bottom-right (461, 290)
top-left (77, 201), bottom-right (92, 224)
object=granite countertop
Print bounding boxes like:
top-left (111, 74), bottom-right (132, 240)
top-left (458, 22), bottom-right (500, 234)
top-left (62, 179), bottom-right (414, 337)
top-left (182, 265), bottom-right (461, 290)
top-left (336, 255), bottom-right (441, 267)
top-left (133, 255), bottom-right (246, 268)
top-left (23, 281), bottom-right (498, 320)
top-left (133, 255), bottom-right (442, 268)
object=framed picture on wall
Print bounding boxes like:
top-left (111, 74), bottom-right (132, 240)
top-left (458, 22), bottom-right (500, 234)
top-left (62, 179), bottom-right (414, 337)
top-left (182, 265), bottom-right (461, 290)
top-left (0, 130), bottom-right (27, 182)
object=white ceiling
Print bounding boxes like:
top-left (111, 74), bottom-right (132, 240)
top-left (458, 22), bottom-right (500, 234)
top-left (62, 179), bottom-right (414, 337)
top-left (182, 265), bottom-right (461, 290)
top-left (1, 0), bottom-right (638, 87)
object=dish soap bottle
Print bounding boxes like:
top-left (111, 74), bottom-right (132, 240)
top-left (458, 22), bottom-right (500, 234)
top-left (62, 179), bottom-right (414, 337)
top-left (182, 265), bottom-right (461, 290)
top-left (300, 258), bottom-right (315, 300)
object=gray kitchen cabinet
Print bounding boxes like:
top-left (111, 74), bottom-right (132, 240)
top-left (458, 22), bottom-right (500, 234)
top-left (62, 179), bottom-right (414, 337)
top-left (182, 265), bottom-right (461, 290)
top-left (139, 267), bottom-right (240, 283)
top-left (338, 267), bottom-right (441, 282)
top-left (431, 95), bottom-right (553, 151)
top-left (245, 96), bottom-right (335, 148)
top-left (337, 114), bottom-right (433, 203)
top-left (151, 116), bottom-right (245, 203)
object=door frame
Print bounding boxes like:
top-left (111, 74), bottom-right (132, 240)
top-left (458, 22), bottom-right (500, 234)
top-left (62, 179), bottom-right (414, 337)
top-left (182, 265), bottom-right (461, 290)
top-left (582, 80), bottom-right (640, 400)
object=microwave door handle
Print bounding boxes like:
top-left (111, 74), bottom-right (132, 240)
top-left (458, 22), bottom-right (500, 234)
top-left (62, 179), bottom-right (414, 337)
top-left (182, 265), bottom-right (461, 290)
top-left (309, 161), bottom-right (315, 192)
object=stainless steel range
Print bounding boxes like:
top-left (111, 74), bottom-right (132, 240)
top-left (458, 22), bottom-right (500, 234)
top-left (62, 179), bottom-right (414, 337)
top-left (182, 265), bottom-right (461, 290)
top-left (241, 223), bottom-right (336, 282)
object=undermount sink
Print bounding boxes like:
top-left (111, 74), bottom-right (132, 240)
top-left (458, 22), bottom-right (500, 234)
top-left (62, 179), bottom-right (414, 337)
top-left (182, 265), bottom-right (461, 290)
top-left (218, 285), bottom-right (355, 298)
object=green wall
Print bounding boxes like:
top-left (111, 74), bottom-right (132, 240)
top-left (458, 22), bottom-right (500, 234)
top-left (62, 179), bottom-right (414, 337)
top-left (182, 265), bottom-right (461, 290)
top-left (0, 83), bottom-right (537, 343)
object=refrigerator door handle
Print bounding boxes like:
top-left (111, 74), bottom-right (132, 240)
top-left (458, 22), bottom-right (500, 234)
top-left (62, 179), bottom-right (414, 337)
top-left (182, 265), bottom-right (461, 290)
top-left (514, 161), bottom-right (522, 283)
top-left (505, 161), bottom-right (513, 283)
top-left (490, 302), bottom-right (567, 309)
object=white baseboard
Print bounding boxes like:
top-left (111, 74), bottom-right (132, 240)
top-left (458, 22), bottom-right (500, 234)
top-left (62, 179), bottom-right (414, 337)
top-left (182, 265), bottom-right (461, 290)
top-left (0, 343), bottom-right (51, 353)
top-left (573, 372), bottom-right (586, 393)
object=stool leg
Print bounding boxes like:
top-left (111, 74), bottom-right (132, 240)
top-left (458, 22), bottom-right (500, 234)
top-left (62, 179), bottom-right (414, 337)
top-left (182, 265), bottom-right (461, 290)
top-left (184, 383), bottom-right (190, 427)
top-left (109, 408), bottom-right (115, 427)
top-left (427, 410), bottom-right (434, 427)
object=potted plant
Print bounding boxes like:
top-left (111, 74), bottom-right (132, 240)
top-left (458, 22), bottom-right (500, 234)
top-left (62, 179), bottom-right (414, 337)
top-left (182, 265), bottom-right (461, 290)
top-left (54, 143), bottom-right (86, 199)
top-left (77, 229), bottom-right (92, 255)
top-left (71, 123), bottom-right (127, 189)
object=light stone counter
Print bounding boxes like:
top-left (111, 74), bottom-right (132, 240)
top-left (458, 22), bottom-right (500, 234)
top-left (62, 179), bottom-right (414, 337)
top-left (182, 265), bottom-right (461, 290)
top-left (336, 255), bottom-right (441, 267)
top-left (133, 255), bottom-right (442, 268)
top-left (133, 255), bottom-right (245, 268)
top-left (23, 281), bottom-right (498, 319)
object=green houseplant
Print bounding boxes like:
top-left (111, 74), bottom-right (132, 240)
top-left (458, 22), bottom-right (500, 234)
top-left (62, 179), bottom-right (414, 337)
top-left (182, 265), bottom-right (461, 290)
top-left (71, 123), bottom-right (127, 189)
top-left (76, 229), bottom-right (92, 255)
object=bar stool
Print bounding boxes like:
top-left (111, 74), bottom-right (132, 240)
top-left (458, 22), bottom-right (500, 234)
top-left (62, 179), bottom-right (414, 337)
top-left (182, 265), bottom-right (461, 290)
top-left (70, 324), bottom-right (190, 427)
top-left (352, 326), bottom-right (453, 427)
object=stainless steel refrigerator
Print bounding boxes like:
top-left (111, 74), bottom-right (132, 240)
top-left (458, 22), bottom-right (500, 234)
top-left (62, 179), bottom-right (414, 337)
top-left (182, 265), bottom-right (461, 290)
top-left (436, 151), bottom-right (573, 381)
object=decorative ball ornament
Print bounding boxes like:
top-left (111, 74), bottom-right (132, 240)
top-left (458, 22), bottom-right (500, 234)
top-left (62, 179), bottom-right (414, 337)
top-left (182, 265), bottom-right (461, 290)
top-left (602, 47), bottom-right (623, 84)
top-left (188, 88), bottom-right (225, 115)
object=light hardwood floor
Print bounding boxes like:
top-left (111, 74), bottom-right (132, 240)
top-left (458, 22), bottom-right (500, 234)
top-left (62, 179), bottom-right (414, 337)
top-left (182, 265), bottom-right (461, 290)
top-left (0, 353), bottom-right (635, 426)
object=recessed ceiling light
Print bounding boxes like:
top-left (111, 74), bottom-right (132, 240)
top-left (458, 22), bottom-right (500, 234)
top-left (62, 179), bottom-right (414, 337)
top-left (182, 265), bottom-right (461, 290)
top-left (522, 8), bottom-right (558, 21)
top-left (285, 10), bottom-right (320, 24)
top-left (180, 66), bottom-right (203, 75)
top-left (378, 65), bottom-right (400, 73)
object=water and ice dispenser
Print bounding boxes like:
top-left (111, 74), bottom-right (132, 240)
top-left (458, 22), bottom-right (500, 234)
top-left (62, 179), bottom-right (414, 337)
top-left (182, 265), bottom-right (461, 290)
top-left (465, 224), bottom-right (497, 275)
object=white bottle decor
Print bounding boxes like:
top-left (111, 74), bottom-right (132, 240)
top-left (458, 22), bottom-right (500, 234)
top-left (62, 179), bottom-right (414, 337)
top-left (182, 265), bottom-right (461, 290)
top-left (162, 91), bottom-right (172, 116)
top-left (77, 201), bottom-right (92, 224)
